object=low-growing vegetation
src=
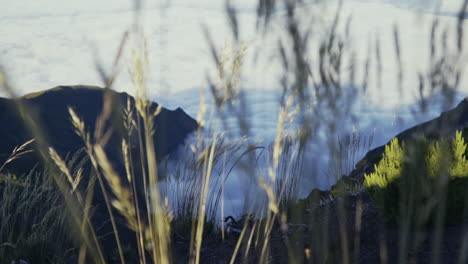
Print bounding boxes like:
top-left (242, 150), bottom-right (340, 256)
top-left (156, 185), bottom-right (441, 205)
top-left (0, 172), bottom-right (74, 263)
top-left (364, 131), bottom-right (468, 225)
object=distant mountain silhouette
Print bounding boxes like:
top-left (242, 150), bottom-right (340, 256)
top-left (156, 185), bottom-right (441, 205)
top-left (0, 85), bottom-right (198, 175)
top-left (0, 85), bottom-right (199, 261)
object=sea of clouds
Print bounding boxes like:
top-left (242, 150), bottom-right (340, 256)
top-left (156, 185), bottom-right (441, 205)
top-left (1, 0), bottom-right (467, 217)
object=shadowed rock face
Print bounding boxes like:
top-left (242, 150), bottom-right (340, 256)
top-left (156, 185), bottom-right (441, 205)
top-left (0, 85), bottom-right (198, 175)
top-left (350, 97), bottom-right (468, 181)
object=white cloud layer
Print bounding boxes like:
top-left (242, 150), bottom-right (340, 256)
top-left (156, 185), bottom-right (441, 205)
top-left (1, 0), bottom-right (467, 216)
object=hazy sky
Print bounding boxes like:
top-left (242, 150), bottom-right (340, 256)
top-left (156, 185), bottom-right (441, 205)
top-left (1, 0), bottom-right (466, 214)
top-left (0, 0), bottom-right (466, 103)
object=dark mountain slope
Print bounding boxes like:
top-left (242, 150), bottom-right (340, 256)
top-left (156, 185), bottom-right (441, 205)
top-left (0, 85), bottom-right (198, 175)
top-left (351, 97), bottom-right (468, 181)
top-left (0, 85), bottom-right (198, 262)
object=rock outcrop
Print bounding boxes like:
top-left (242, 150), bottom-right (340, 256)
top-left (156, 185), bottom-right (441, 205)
top-left (350, 97), bottom-right (468, 182)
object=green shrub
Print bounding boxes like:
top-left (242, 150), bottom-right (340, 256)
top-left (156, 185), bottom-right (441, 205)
top-left (364, 131), bottom-right (468, 225)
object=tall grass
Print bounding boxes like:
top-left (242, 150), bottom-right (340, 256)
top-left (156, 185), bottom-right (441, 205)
top-left (0, 142), bottom-right (75, 264)
top-left (0, 0), bottom-right (467, 263)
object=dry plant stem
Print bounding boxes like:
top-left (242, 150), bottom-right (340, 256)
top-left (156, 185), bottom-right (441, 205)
top-left (243, 220), bottom-right (259, 261)
top-left (79, 173), bottom-right (98, 264)
top-left (72, 31), bottom-right (131, 261)
top-left (257, 74), bottom-right (293, 264)
top-left (130, 50), bottom-right (159, 261)
top-left (0, 139), bottom-right (35, 173)
top-left (48, 147), bottom-right (103, 263)
top-left (457, 0), bottom-right (468, 52)
top-left (0, 74), bottom-right (104, 263)
top-left (94, 31), bottom-right (128, 90)
top-left (221, 165), bottom-right (226, 241)
top-left (259, 213), bottom-right (276, 263)
top-left (89, 148), bottom-right (126, 264)
top-left (130, 34), bottom-right (171, 261)
top-left (229, 221), bottom-right (249, 264)
top-left (70, 105), bottom-right (127, 264)
top-left (193, 129), bottom-right (219, 264)
top-left (144, 114), bottom-right (171, 264)
top-left (135, 114), bottom-right (157, 259)
top-left (68, 112), bottom-right (107, 263)
top-left (94, 30), bottom-right (153, 262)
top-left (107, 32), bottom-right (129, 88)
top-left (94, 33), bottom-right (148, 260)
top-left (122, 139), bottom-right (147, 263)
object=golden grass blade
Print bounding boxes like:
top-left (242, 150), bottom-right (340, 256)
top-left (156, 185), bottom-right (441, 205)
top-left (0, 139), bottom-right (35, 173)
top-left (49, 147), bottom-right (75, 192)
top-left (229, 222), bottom-right (249, 264)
